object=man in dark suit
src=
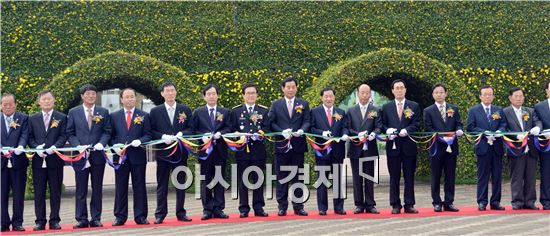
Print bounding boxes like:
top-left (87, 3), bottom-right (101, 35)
top-left (229, 84), bottom-right (269, 218)
top-left (193, 84), bottom-right (231, 220)
top-left (310, 87), bottom-right (349, 216)
top-left (66, 84), bottom-right (112, 228)
top-left (109, 88), bottom-right (152, 226)
top-left (467, 85), bottom-right (508, 211)
top-left (423, 83), bottom-right (463, 213)
top-left (534, 81), bottom-right (550, 210)
top-left (149, 82), bottom-right (193, 224)
top-left (346, 84), bottom-right (381, 214)
top-left (27, 90), bottom-right (67, 231)
top-left (268, 77), bottom-right (310, 217)
top-left (504, 87), bottom-right (542, 210)
top-left (0, 93), bottom-right (28, 232)
top-left (381, 79), bottom-right (421, 214)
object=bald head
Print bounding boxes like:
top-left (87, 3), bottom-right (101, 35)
top-left (357, 84), bottom-right (371, 105)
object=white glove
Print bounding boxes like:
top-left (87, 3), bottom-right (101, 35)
top-left (399, 129), bottom-right (408, 137)
top-left (386, 128), bottom-right (397, 135)
top-left (368, 132), bottom-right (376, 141)
top-left (543, 131), bottom-right (550, 139)
top-left (162, 134), bottom-right (174, 144)
top-left (14, 146), bottom-right (24, 155)
top-left (388, 135), bottom-right (396, 141)
top-left (130, 139), bottom-right (141, 147)
top-left (292, 129), bottom-right (304, 137)
top-left (46, 145), bottom-right (56, 155)
top-left (214, 132), bottom-right (222, 140)
top-left (175, 132), bottom-right (183, 138)
top-left (251, 133), bottom-right (260, 141)
top-left (282, 129), bottom-right (292, 139)
top-left (494, 130), bottom-right (503, 138)
top-left (201, 132), bottom-right (212, 143)
top-left (76, 145), bottom-right (89, 153)
top-left (456, 129), bottom-right (464, 137)
top-left (322, 131), bottom-right (332, 138)
top-left (340, 134), bottom-right (349, 141)
top-left (530, 127), bottom-right (541, 136)
top-left (36, 144), bottom-right (46, 158)
top-left (93, 143), bottom-right (104, 151)
top-left (357, 131), bottom-right (367, 138)
top-left (516, 134), bottom-right (525, 140)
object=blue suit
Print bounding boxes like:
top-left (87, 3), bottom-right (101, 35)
top-left (66, 105), bottom-right (111, 223)
top-left (310, 105), bottom-right (348, 212)
top-left (110, 108), bottom-right (151, 223)
top-left (534, 100), bottom-right (550, 208)
top-left (423, 103), bottom-right (462, 207)
top-left (0, 112), bottom-right (28, 229)
top-left (467, 104), bottom-right (507, 207)
top-left (268, 97), bottom-right (310, 211)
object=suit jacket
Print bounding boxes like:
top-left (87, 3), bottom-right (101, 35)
top-left (535, 100), bottom-right (550, 130)
top-left (1, 112), bottom-right (29, 170)
top-left (28, 110), bottom-right (67, 168)
top-left (423, 103), bottom-right (463, 156)
top-left (230, 104), bottom-right (270, 161)
top-left (268, 98), bottom-right (311, 154)
top-left (66, 105), bottom-right (111, 165)
top-left (466, 104), bottom-right (507, 156)
top-left (503, 106), bottom-right (541, 157)
top-left (310, 105), bottom-right (348, 161)
top-left (149, 103), bottom-right (193, 162)
top-left (381, 99), bottom-right (421, 157)
top-left (110, 108), bottom-right (152, 165)
top-left (192, 105), bottom-right (231, 161)
top-left (346, 103), bottom-right (382, 158)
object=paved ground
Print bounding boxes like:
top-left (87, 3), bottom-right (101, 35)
top-left (9, 180), bottom-right (550, 235)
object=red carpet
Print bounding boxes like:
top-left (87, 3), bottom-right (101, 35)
top-left (3, 205), bottom-right (548, 235)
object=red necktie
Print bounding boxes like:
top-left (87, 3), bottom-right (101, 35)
top-left (327, 108), bottom-right (332, 127)
top-left (126, 111), bottom-right (132, 130)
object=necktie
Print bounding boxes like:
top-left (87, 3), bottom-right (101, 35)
top-left (168, 107), bottom-right (174, 124)
top-left (287, 100), bottom-right (293, 118)
top-left (126, 111), bottom-right (132, 130)
top-left (327, 108), bottom-right (332, 127)
top-left (485, 107), bottom-right (491, 122)
top-left (6, 116), bottom-right (13, 132)
top-left (209, 108), bottom-right (215, 127)
top-left (517, 110), bottom-right (524, 131)
top-left (87, 109), bottom-right (93, 129)
top-left (397, 102), bottom-right (403, 121)
top-left (248, 106), bottom-right (253, 114)
top-left (361, 106), bottom-right (367, 119)
top-left (439, 105), bottom-right (446, 122)
top-left (44, 113), bottom-right (50, 131)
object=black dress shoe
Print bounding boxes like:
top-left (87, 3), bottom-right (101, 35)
top-left (135, 218), bottom-right (150, 225)
top-left (240, 212), bottom-right (249, 218)
top-left (90, 220), bottom-right (103, 227)
top-left (404, 207), bottom-right (419, 214)
top-left (12, 225), bottom-right (25, 231)
top-left (154, 217), bottom-right (164, 224)
top-left (277, 210), bottom-right (287, 216)
top-left (214, 212), bottom-right (229, 219)
top-left (112, 219), bottom-right (125, 226)
top-left (201, 213), bottom-right (212, 220)
top-left (49, 222), bottom-right (61, 230)
top-left (490, 204), bottom-right (505, 211)
top-left (365, 207), bottom-right (380, 214)
top-left (391, 208), bottom-right (401, 214)
top-left (478, 204), bottom-right (487, 211)
top-left (523, 205), bottom-right (539, 210)
top-left (177, 215), bottom-right (192, 222)
top-left (319, 210), bottom-right (327, 216)
top-left (33, 224), bottom-right (45, 231)
top-left (73, 221), bottom-right (89, 229)
top-left (254, 210), bottom-right (269, 217)
top-left (0, 225), bottom-right (9, 232)
top-left (444, 204), bottom-right (459, 212)
top-left (335, 210), bottom-right (347, 215)
top-left (512, 205), bottom-right (523, 210)
top-left (294, 209), bottom-right (308, 216)
top-left (353, 207), bottom-right (364, 214)
top-left (433, 204), bottom-right (443, 212)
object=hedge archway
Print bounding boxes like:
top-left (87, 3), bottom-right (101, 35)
top-left (47, 50), bottom-right (199, 113)
top-left (304, 48), bottom-right (472, 109)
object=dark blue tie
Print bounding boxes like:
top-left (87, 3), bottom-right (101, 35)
top-left (485, 107), bottom-right (491, 122)
top-left (209, 108), bottom-right (215, 127)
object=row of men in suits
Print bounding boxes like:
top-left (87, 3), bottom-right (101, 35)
top-left (2, 79), bottom-right (550, 232)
